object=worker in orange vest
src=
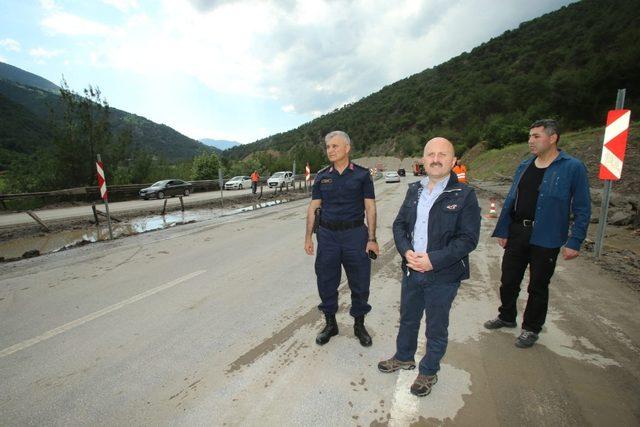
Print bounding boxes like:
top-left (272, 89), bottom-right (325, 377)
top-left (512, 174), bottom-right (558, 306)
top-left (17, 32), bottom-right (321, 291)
top-left (453, 160), bottom-right (468, 184)
top-left (250, 170), bottom-right (260, 194)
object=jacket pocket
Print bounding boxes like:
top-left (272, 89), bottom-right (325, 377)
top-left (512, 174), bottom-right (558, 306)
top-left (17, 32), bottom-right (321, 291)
top-left (548, 173), bottom-right (570, 200)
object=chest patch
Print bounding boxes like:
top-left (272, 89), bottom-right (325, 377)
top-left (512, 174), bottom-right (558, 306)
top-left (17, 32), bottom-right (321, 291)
top-left (321, 178), bottom-right (332, 184)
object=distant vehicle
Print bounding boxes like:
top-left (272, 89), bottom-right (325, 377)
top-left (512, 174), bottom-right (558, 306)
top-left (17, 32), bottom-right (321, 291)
top-left (139, 179), bottom-right (192, 200)
top-left (224, 176), bottom-right (252, 190)
top-left (397, 168), bottom-right (406, 177)
top-left (267, 171), bottom-right (294, 188)
top-left (413, 162), bottom-right (426, 176)
top-left (384, 171), bottom-right (401, 183)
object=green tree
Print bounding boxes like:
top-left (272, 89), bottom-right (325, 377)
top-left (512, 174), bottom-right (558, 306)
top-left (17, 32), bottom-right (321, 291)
top-left (191, 152), bottom-right (220, 180)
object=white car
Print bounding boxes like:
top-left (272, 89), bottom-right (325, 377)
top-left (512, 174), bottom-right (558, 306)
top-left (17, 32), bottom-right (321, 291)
top-left (384, 171), bottom-right (401, 183)
top-left (267, 171), bottom-right (295, 188)
top-left (224, 176), bottom-right (252, 190)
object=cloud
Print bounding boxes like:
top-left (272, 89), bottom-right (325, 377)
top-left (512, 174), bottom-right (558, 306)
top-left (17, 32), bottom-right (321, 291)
top-left (0, 38), bottom-right (21, 52)
top-left (39, 0), bottom-right (59, 11)
top-left (40, 0), bottom-right (574, 118)
top-left (41, 12), bottom-right (113, 36)
top-left (29, 47), bottom-right (63, 59)
top-left (102, 0), bottom-right (139, 12)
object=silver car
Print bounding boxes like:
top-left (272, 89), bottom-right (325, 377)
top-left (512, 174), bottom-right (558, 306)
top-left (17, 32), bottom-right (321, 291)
top-left (224, 176), bottom-right (252, 190)
top-left (384, 171), bottom-right (401, 183)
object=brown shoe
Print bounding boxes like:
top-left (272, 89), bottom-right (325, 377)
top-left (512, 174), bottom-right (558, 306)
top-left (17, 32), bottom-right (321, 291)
top-left (410, 374), bottom-right (438, 396)
top-left (377, 357), bottom-right (416, 373)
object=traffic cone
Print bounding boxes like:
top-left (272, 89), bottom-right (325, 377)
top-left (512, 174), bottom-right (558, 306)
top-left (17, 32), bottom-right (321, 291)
top-left (487, 200), bottom-right (498, 218)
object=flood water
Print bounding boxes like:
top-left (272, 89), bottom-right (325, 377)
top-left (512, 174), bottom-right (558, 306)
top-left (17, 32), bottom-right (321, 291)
top-left (0, 199), bottom-right (288, 261)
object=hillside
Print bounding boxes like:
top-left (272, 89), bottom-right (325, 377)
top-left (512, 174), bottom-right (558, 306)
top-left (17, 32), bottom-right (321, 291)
top-left (225, 0), bottom-right (640, 161)
top-left (0, 63), bottom-right (214, 169)
top-left (464, 121), bottom-right (640, 195)
top-left (0, 62), bottom-right (59, 93)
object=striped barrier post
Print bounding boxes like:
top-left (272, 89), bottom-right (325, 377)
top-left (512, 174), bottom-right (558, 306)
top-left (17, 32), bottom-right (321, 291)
top-left (96, 154), bottom-right (114, 239)
top-left (594, 89), bottom-right (631, 258)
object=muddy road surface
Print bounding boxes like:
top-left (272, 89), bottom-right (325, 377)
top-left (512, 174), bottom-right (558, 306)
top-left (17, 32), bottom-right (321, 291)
top-left (1, 178), bottom-right (638, 426)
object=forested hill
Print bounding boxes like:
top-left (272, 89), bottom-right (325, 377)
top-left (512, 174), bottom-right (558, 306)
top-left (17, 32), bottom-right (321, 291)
top-left (0, 63), bottom-right (216, 169)
top-left (226, 0), bottom-right (640, 161)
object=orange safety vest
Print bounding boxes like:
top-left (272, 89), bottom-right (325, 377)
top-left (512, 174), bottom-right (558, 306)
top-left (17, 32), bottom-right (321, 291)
top-left (251, 172), bottom-right (260, 182)
top-left (453, 165), bottom-right (467, 183)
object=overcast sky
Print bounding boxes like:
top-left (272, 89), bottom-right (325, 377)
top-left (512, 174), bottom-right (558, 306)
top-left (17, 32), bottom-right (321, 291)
top-left (0, 0), bottom-right (575, 143)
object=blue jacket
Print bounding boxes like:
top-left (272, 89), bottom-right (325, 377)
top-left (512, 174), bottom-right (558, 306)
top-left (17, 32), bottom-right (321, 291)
top-left (492, 150), bottom-right (591, 250)
top-left (393, 172), bottom-right (481, 284)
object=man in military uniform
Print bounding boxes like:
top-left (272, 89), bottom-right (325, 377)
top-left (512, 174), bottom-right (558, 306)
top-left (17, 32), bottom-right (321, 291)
top-left (304, 130), bottom-right (380, 347)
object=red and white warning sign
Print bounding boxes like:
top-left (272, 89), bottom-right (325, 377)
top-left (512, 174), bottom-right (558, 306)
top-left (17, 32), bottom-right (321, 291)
top-left (599, 109), bottom-right (631, 180)
top-left (96, 160), bottom-right (108, 200)
top-left (305, 162), bottom-right (311, 182)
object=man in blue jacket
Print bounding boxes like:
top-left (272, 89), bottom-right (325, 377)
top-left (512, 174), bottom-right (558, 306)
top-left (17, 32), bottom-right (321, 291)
top-left (378, 137), bottom-right (481, 397)
top-left (484, 119), bottom-right (591, 348)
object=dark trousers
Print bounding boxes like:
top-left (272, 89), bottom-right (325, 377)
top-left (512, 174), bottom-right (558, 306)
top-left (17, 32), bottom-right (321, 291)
top-left (394, 272), bottom-right (459, 376)
top-left (498, 223), bottom-right (560, 333)
top-left (315, 225), bottom-right (371, 317)
top-left (251, 181), bottom-right (258, 194)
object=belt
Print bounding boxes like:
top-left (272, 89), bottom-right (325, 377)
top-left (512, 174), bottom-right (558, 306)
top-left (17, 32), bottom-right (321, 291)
top-left (518, 219), bottom-right (535, 227)
top-left (319, 219), bottom-right (364, 231)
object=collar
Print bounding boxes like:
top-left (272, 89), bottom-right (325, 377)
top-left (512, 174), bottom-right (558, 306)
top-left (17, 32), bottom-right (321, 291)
top-left (329, 162), bottom-right (354, 174)
top-left (419, 174), bottom-right (450, 191)
top-left (526, 149), bottom-right (569, 166)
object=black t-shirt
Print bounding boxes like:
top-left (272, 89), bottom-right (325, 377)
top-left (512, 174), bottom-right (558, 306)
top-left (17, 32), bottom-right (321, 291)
top-left (513, 161), bottom-right (547, 221)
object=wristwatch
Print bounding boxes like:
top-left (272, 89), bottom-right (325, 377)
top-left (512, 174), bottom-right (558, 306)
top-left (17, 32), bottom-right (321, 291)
top-left (368, 237), bottom-right (377, 243)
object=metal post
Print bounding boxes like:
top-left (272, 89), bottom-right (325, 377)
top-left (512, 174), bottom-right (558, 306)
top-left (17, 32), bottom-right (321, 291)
top-left (292, 160), bottom-right (296, 190)
top-left (218, 169), bottom-right (224, 210)
top-left (92, 203), bottom-right (99, 225)
top-left (594, 88), bottom-right (626, 258)
top-left (97, 154), bottom-right (113, 240)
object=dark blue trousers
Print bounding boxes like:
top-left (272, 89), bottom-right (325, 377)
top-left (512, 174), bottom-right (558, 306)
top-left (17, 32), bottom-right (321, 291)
top-left (315, 225), bottom-right (371, 317)
top-left (394, 272), bottom-right (459, 375)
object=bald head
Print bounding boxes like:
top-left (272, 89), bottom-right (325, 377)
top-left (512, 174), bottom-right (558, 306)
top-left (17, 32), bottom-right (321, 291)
top-left (424, 137), bottom-right (455, 157)
top-left (423, 137), bottom-right (457, 181)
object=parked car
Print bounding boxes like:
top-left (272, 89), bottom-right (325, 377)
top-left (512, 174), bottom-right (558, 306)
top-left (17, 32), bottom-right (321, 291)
top-left (224, 176), bottom-right (252, 190)
top-left (267, 171), bottom-right (294, 188)
top-left (384, 171), bottom-right (401, 183)
top-left (397, 168), bottom-right (406, 177)
top-left (139, 179), bottom-right (192, 200)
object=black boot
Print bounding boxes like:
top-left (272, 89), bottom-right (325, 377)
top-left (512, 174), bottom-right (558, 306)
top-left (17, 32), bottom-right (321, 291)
top-left (354, 315), bottom-right (372, 347)
top-left (316, 313), bottom-right (338, 345)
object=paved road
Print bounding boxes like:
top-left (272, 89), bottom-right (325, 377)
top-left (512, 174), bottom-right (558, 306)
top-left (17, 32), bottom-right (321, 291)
top-left (1, 179), bottom-right (638, 426)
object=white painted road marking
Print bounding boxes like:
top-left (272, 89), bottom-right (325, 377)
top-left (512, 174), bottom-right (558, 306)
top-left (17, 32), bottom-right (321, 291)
top-left (0, 270), bottom-right (206, 358)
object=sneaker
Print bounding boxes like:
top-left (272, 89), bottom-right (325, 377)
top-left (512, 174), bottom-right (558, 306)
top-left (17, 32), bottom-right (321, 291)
top-left (410, 374), bottom-right (438, 397)
top-left (484, 317), bottom-right (517, 329)
top-left (377, 357), bottom-right (416, 373)
top-left (515, 330), bottom-right (539, 348)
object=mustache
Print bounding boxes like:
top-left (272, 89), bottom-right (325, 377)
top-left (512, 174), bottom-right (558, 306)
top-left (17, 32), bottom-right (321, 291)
top-left (429, 162), bottom-right (443, 167)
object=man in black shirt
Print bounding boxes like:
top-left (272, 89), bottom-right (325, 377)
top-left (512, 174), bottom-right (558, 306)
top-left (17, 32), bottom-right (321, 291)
top-left (484, 119), bottom-right (591, 348)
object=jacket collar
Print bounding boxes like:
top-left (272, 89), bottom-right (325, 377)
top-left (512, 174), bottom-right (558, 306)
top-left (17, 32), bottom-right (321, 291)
top-left (410, 171), bottom-right (460, 191)
top-left (525, 149), bottom-right (569, 166)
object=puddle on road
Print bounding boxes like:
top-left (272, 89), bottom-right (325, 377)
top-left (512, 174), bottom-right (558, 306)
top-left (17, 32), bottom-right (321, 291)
top-left (0, 199), bottom-right (289, 261)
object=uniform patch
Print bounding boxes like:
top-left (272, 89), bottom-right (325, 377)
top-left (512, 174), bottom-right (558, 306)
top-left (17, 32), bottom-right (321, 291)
top-left (446, 204), bottom-right (458, 210)
top-left (321, 178), bottom-right (333, 184)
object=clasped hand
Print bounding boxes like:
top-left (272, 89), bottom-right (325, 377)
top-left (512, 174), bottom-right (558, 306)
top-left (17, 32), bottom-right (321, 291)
top-left (405, 249), bottom-right (433, 272)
